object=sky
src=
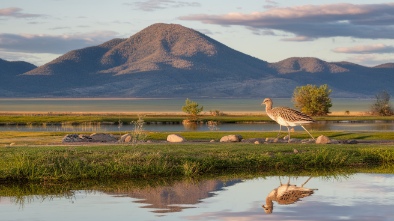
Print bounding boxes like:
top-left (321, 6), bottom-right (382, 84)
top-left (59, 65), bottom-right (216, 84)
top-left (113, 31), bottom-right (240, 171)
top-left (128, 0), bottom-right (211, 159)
top-left (1, 0), bottom-right (394, 67)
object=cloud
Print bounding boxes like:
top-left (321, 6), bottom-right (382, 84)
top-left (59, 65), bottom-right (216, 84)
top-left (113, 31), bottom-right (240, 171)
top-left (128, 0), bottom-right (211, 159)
top-left (342, 54), bottom-right (393, 67)
top-left (282, 36), bottom-right (314, 42)
top-left (0, 7), bottom-right (44, 18)
top-left (0, 31), bottom-right (119, 54)
top-left (264, 0), bottom-right (279, 9)
top-left (333, 44), bottom-right (394, 54)
top-left (128, 0), bottom-right (200, 11)
top-left (179, 3), bottom-right (394, 40)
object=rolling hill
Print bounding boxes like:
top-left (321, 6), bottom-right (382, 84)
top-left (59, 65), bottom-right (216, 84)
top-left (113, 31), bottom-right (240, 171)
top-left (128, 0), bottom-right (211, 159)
top-left (1, 23), bottom-right (393, 98)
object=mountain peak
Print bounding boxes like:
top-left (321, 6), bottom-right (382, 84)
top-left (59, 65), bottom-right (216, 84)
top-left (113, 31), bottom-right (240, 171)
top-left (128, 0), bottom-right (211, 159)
top-left (270, 57), bottom-right (348, 74)
top-left (373, 63), bottom-right (394, 69)
top-left (98, 23), bottom-right (218, 74)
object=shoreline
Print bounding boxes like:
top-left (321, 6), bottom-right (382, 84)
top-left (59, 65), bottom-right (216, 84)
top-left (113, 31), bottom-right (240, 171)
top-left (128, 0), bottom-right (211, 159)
top-left (0, 111), bottom-right (370, 116)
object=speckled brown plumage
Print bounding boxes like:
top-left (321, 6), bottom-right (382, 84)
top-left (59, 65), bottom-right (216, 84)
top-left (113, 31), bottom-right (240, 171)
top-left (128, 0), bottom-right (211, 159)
top-left (262, 98), bottom-right (315, 141)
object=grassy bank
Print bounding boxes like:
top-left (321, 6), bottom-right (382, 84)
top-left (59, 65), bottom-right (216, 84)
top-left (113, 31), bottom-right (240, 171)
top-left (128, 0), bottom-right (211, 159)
top-left (1, 143), bottom-right (393, 182)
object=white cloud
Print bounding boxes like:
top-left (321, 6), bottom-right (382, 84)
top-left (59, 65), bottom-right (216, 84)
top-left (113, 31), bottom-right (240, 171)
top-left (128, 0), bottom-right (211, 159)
top-left (0, 7), bottom-right (44, 18)
top-left (333, 44), bottom-right (394, 54)
top-left (128, 0), bottom-right (200, 11)
top-left (0, 31), bottom-right (119, 54)
top-left (179, 3), bottom-right (394, 40)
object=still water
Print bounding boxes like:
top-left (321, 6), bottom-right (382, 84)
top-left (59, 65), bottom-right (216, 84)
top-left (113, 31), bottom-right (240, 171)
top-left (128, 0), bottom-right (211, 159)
top-left (2, 98), bottom-right (393, 132)
top-left (1, 173), bottom-right (393, 221)
top-left (1, 121), bottom-right (393, 132)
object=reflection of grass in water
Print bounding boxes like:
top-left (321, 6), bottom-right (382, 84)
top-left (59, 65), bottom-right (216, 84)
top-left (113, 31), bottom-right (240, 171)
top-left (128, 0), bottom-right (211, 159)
top-left (0, 172), bottom-right (353, 207)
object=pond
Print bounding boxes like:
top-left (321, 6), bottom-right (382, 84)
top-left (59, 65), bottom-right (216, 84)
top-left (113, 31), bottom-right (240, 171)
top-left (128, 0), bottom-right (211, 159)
top-left (1, 173), bottom-right (393, 221)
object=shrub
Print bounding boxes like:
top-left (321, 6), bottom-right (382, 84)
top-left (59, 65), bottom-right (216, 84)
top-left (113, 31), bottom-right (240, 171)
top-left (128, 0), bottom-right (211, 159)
top-left (370, 91), bottom-right (393, 116)
top-left (182, 98), bottom-right (203, 121)
top-left (292, 84), bottom-right (332, 116)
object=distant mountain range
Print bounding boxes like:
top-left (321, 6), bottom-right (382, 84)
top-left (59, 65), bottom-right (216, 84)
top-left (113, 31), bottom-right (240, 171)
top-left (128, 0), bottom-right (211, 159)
top-left (1, 23), bottom-right (393, 98)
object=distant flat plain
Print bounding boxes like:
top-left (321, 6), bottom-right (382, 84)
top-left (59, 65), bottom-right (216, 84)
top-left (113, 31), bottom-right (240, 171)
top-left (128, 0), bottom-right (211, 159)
top-left (0, 98), bottom-right (385, 115)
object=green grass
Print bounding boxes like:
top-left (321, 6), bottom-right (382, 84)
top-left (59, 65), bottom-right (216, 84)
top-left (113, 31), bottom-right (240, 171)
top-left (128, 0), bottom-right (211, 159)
top-left (1, 143), bottom-right (394, 182)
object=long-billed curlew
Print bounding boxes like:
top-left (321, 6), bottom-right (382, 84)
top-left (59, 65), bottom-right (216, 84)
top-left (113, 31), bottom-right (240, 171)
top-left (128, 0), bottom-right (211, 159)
top-left (262, 98), bottom-right (315, 141)
top-left (262, 176), bottom-right (317, 214)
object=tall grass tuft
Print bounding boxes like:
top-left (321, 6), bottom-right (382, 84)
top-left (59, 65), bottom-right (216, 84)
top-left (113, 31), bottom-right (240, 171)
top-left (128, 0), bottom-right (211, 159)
top-left (130, 115), bottom-right (148, 145)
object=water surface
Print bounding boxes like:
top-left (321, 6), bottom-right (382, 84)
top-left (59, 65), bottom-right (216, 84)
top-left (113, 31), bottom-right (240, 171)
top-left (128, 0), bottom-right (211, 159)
top-left (1, 173), bottom-right (393, 221)
top-left (0, 98), bottom-right (380, 113)
top-left (1, 120), bottom-right (393, 132)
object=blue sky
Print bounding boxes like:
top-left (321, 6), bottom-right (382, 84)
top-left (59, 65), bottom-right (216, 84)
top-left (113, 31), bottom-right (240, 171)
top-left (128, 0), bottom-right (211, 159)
top-left (1, 0), bottom-right (394, 66)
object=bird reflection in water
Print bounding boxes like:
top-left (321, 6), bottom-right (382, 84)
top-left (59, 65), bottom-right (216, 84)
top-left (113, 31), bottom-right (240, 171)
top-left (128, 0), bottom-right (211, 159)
top-left (262, 176), bottom-right (317, 214)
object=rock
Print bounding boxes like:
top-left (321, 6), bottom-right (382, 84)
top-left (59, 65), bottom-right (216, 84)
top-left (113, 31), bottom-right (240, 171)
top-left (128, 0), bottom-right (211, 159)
top-left (265, 138), bottom-right (274, 142)
top-left (301, 139), bottom-right (316, 144)
top-left (293, 149), bottom-right (299, 154)
top-left (210, 139), bottom-right (216, 142)
top-left (167, 134), bottom-right (186, 143)
top-left (242, 138), bottom-right (264, 143)
top-left (62, 134), bottom-right (84, 143)
top-left (347, 139), bottom-right (358, 144)
top-left (89, 133), bottom-right (117, 143)
top-left (316, 135), bottom-right (331, 144)
top-left (254, 141), bottom-right (260, 144)
top-left (120, 134), bottom-right (132, 143)
top-left (288, 138), bottom-right (301, 143)
top-left (220, 134), bottom-right (243, 142)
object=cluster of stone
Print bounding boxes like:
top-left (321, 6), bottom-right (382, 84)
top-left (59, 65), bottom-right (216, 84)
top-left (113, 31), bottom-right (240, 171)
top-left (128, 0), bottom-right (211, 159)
top-left (62, 133), bottom-right (117, 143)
top-left (62, 133), bottom-right (359, 145)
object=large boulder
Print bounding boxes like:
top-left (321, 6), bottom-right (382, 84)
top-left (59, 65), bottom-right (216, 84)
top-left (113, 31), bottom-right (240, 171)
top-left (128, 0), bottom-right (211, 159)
top-left (220, 134), bottom-right (243, 142)
top-left (119, 134), bottom-right (132, 143)
top-left (62, 134), bottom-right (90, 143)
top-left (167, 134), bottom-right (186, 143)
top-left (316, 135), bottom-right (331, 144)
top-left (89, 133), bottom-right (117, 142)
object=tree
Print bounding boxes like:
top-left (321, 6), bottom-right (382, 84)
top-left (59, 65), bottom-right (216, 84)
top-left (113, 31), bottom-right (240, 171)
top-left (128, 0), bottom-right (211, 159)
top-left (370, 90), bottom-right (393, 116)
top-left (182, 98), bottom-right (204, 121)
top-left (292, 84), bottom-right (332, 116)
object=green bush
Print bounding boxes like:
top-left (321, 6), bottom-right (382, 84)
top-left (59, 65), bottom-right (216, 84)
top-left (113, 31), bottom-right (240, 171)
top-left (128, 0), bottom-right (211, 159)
top-left (182, 98), bottom-right (203, 121)
top-left (292, 84), bottom-right (332, 116)
top-left (370, 90), bottom-right (393, 116)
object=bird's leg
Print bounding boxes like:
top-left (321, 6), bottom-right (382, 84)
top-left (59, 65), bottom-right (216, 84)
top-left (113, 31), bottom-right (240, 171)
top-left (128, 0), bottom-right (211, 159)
top-left (286, 126), bottom-right (291, 142)
top-left (301, 176), bottom-right (313, 187)
top-left (300, 125), bottom-right (315, 140)
top-left (276, 125), bottom-right (282, 138)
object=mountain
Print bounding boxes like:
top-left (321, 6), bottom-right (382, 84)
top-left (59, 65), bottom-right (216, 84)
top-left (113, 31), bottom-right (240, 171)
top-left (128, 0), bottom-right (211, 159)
top-left (25, 23), bottom-right (268, 77)
top-left (1, 23), bottom-right (394, 98)
top-left (0, 58), bottom-right (36, 77)
top-left (269, 57), bottom-right (349, 74)
top-left (0, 59), bottom-right (37, 96)
top-left (373, 63), bottom-right (394, 69)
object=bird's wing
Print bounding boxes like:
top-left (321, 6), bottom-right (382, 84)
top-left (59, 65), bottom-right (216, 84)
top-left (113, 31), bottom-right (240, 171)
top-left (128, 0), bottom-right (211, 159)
top-left (273, 107), bottom-right (314, 123)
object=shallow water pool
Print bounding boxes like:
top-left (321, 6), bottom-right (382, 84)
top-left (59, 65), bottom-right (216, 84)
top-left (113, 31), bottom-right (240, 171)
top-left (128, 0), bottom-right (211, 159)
top-left (1, 173), bottom-right (393, 221)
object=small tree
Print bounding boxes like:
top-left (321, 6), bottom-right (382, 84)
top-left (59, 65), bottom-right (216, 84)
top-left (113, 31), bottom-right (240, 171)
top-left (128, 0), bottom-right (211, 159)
top-left (182, 98), bottom-right (203, 121)
top-left (370, 90), bottom-right (393, 116)
top-left (292, 84), bottom-right (332, 116)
